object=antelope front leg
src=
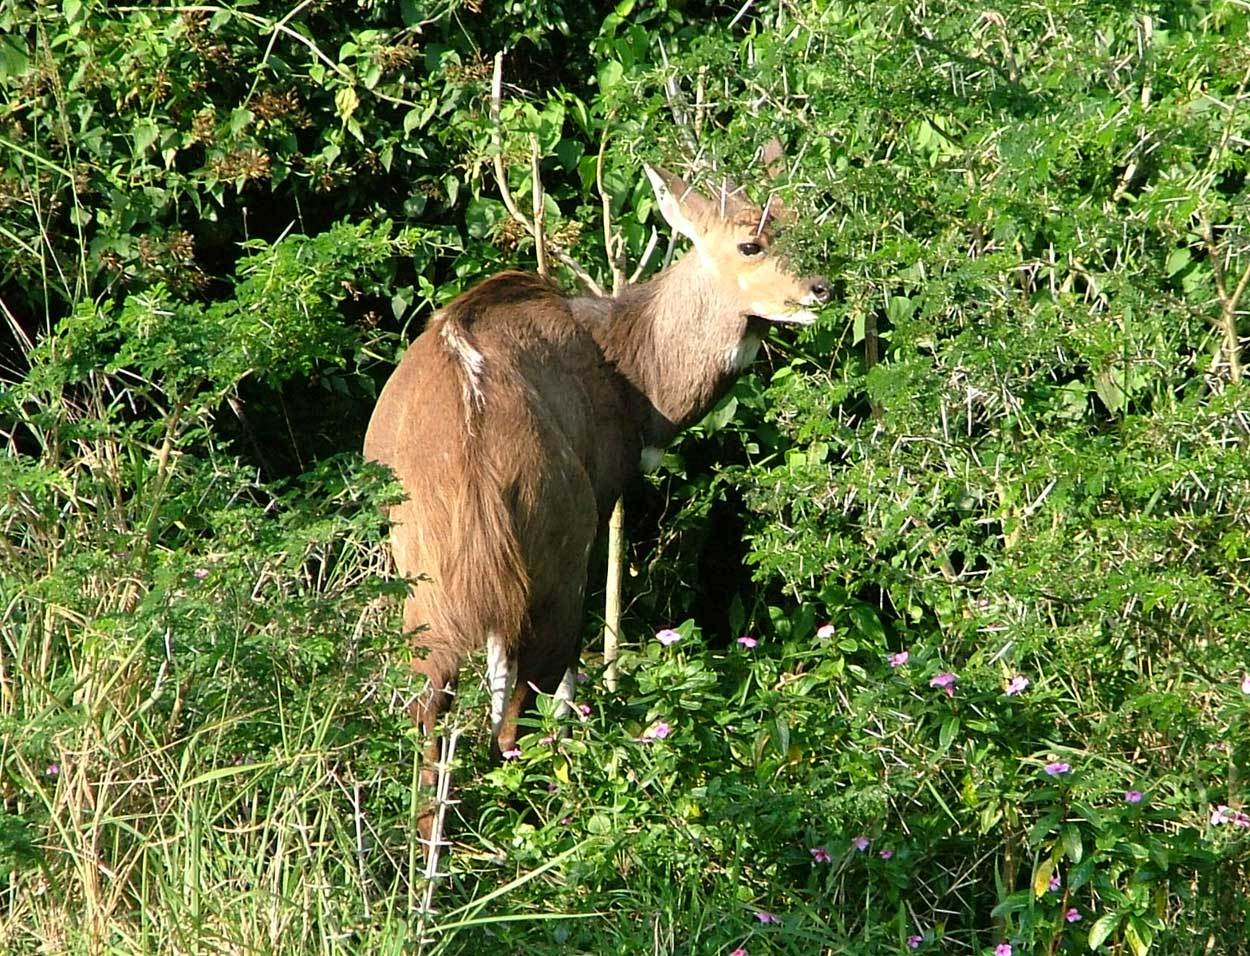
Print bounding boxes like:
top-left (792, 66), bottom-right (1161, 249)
top-left (487, 632), bottom-right (518, 755)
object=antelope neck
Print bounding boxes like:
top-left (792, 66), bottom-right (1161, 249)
top-left (591, 253), bottom-right (748, 448)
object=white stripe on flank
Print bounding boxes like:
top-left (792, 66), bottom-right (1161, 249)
top-left (440, 321), bottom-right (486, 410)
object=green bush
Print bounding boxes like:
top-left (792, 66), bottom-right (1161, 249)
top-left (2, 0), bottom-right (1248, 953)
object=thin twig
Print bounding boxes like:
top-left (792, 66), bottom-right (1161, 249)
top-left (490, 53), bottom-right (603, 296)
top-left (530, 133), bottom-right (548, 278)
top-left (658, 40), bottom-right (700, 157)
top-left (628, 228), bottom-right (661, 284)
top-left (596, 123), bottom-right (626, 295)
top-left (1200, 214), bottom-right (1244, 385)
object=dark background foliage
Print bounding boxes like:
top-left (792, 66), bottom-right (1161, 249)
top-left (1, 1), bottom-right (1248, 953)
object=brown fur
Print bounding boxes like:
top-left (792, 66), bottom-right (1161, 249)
top-left (364, 162), bottom-right (829, 848)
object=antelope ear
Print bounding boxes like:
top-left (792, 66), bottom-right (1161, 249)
top-left (644, 165), bottom-right (711, 243)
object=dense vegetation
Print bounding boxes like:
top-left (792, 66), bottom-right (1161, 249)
top-left (2, 0), bottom-right (1248, 953)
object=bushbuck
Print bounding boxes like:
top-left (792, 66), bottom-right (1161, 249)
top-left (364, 156), bottom-right (829, 842)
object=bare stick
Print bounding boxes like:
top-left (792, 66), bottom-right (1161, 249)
top-left (1200, 214), bottom-right (1244, 385)
top-left (658, 40), bottom-right (700, 157)
top-left (596, 123), bottom-right (627, 295)
top-left (354, 778), bottom-right (370, 919)
top-left (491, 52), bottom-right (604, 296)
top-left (628, 228), bottom-right (661, 284)
top-left (603, 498), bottom-right (626, 692)
top-left (415, 728), bottom-right (460, 948)
top-left (530, 133), bottom-right (548, 278)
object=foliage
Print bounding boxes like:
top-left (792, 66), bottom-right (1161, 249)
top-left (2, 0), bottom-right (1249, 954)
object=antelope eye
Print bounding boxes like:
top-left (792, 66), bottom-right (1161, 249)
top-left (737, 241), bottom-right (763, 257)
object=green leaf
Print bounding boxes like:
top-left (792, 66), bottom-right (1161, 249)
top-left (1164, 247), bottom-right (1190, 276)
top-left (132, 118), bottom-right (159, 154)
top-left (1032, 857), bottom-right (1055, 898)
top-left (939, 716), bottom-right (960, 750)
top-left (1088, 913), bottom-right (1120, 950)
top-left (1124, 916), bottom-right (1152, 956)
top-left (597, 60), bottom-right (623, 89)
top-left (1061, 824), bottom-right (1083, 864)
top-left (335, 86), bottom-right (360, 123)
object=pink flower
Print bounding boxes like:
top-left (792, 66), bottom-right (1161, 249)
top-left (1241, 673), bottom-right (1250, 695)
top-left (1048, 873), bottom-right (1061, 892)
top-left (879, 848), bottom-right (893, 859)
top-left (1005, 675), bottom-right (1029, 696)
top-left (1044, 761), bottom-right (1071, 776)
top-left (576, 671), bottom-right (589, 683)
top-left (730, 949), bottom-right (747, 956)
top-left (995, 944), bottom-right (1013, 956)
top-left (655, 628), bottom-right (681, 646)
top-left (816, 624), bottom-right (836, 639)
top-left (1212, 804), bottom-right (1231, 825)
top-left (737, 635), bottom-right (758, 648)
top-left (852, 835), bottom-right (870, 851)
top-left (577, 702), bottom-right (592, 717)
top-left (642, 721), bottom-right (671, 741)
top-left (907, 936), bottom-right (923, 950)
top-left (501, 748), bottom-right (522, 760)
top-left (929, 671), bottom-right (956, 696)
top-left (45, 764), bottom-right (59, 777)
top-left (193, 567), bottom-right (209, 580)
top-left (809, 846), bottom-right (831, 863)
top-left (754, 910), bottom-right (779, 924)
top-left (1066, 908), bottom-right (1082, 923)
top-left (1125, 790), bottom-right (1144, 804)
top-left (1233, 810), bottom-right (1250, 829)
top-left (888, 651), bottom-right (909, 668)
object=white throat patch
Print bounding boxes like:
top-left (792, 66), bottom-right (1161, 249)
top-left (725, 331), bottom-right (763, 373)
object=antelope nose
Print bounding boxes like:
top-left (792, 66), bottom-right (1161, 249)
top-left (808, 277), bottom-right (833, 304)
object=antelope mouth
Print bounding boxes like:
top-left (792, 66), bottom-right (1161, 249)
top-left (747, 307), bottom-right (818, 327)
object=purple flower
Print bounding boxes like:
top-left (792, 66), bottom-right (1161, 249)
top-left (929, 671), bottom-right (956, 696)
top-left (1044, 761), bottom-right (1071, 776)
top-left (888, 650), bottom-right (910, 668)
top-left (1233, 809), bottom-right (1250, 829)
top-left (642, 721), bottom-right (671, 741)
top-left (907, 936), bottom-right (923, 950)
top-left (45, 764), bottom-right (60, 777)
top-left (655, 628), bottom-right (681, 646)
top-left (852, 835), bottom-right (870, 852)
top-left (501, 748), bottom-right (522, 760)
top-left (737, 635), bottom-right (758, 649)
top-left (809, 846), bottom-right (831, 863)
top-left (879, 848), bottom-right (893, 859)
top-left (1212, 804), bottom-right (1231, 825)
top-left (816, 624), bottom-right (836, 639)
top-left (995, 944), bottom-right (1013, 956)
top-left (576, 671), bottom-right (589, 683)
top-left (754, 910), bottom-right (779, 924)
top-left (577, 702), bottom-right (592, 718)
top-left (1125, 790), bottom-right (1144, 804)
top-left (1005, 675), bottom-right (1029, 696)
top-left (1066, 908), bottom-right (1082, 923)
top-left (193, 567), bottom-right (209, 580)
top-left (1048, 873), bottom-right (1061, 892)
